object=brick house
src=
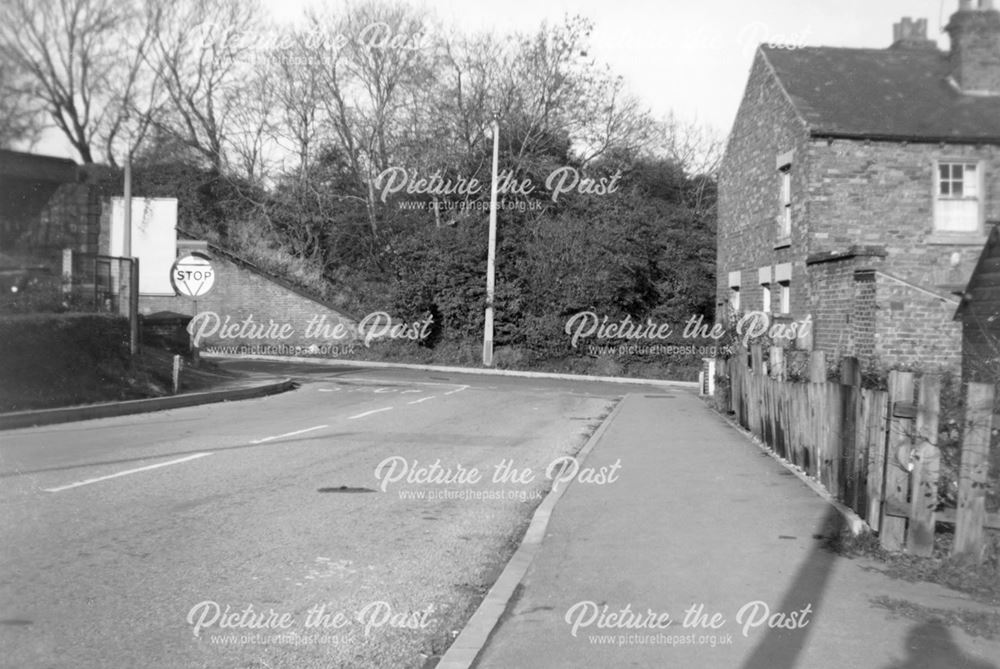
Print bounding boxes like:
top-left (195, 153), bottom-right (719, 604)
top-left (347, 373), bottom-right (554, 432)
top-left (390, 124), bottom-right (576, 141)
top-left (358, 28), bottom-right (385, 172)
top-left (717, 0), bottom-right (1000, 373)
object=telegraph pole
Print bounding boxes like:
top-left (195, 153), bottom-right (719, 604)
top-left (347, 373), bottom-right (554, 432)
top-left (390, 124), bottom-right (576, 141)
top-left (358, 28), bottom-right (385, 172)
top-left (482, 117), bottom-right (499, 367)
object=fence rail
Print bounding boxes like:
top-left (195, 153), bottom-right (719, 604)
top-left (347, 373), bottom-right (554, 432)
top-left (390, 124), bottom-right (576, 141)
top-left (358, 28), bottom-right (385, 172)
top-left (715, 345), bottom-right (999, 562)
top-left (0, 250), bottom-right (135, 316)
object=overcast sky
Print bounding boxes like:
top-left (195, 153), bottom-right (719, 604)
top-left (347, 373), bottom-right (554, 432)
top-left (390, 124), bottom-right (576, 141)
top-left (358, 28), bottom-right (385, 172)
top-left (33, 0), bottom-right (955, 160)
top-left (395, 0), bottom-right (952, 136)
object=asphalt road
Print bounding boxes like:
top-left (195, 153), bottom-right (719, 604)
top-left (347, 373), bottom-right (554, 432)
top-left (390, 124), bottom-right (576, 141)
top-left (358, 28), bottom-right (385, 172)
top-left (0, 361), bottom-right (658, 669)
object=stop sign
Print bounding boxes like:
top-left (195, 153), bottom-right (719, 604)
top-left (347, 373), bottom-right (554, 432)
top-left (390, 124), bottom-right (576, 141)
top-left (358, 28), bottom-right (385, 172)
top-left (172, 254), bottom-right (215, 297)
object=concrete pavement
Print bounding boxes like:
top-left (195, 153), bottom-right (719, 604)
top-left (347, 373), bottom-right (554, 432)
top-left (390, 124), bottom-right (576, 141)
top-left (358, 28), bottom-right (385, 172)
top-left (457, 392), bottom-right (1000, 669)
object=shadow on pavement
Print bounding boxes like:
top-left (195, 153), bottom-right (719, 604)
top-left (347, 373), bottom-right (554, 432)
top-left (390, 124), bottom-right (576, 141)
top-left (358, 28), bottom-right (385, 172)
top-left (741, 507), bottom-right (844, 669)
top-left (882, 622), bottom-right (998, 669)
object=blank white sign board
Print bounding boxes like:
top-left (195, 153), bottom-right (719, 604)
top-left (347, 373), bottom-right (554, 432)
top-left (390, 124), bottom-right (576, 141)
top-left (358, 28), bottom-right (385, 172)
top-left (109, 197), bottom-right (178, 295)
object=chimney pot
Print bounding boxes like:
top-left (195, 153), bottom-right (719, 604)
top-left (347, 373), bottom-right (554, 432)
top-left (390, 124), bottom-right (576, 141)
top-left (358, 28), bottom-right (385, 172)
top-left (891, 15), bottom-right (935, 48)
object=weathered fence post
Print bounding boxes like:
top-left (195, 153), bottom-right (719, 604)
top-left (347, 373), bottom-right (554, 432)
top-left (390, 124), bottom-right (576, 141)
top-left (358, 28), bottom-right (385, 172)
top-left (172, 355), bottom-right (182, 395)
top-left (954, 382), bottom-right (994, 562)
top-left (809, 350), bottom-right (826, 384)
top-left (61, 248), bottom-right (73, 300)
top-left (713, 356), bottom-right (727, 412)
top-left (840, 357), bottom-right (861, 512)
top-left (908, 375), bottom-right (941, 557)
top-left (749, 344), bottom-right (763, 437)
top-left (732, 350), bottom-right (746, 428)
top-left (865, 389), bottom-right (890, 531)
top-left (806, 350), bottom-right (826, 480)
top-left (770, 346), bottom-right (784, 380)
top-left (881, 370), bottom-right (915, 551)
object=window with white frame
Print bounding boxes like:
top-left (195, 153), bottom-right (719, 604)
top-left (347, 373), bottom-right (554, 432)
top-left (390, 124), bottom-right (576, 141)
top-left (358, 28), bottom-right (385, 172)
top-left (758, 266), bottom-right (772, 313)
top-left (935, 161), bottom-right (982, 233)
top-left (728, 271), bottom-right (741, 314)
top-left (779, 167), bottom-right (792, 239)
top-left (775, 263), bottom-right (791, 315)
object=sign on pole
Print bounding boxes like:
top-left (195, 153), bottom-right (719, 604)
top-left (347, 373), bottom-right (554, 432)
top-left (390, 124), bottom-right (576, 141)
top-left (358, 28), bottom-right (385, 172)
top-left (172, 254), bottom-right (215, 297)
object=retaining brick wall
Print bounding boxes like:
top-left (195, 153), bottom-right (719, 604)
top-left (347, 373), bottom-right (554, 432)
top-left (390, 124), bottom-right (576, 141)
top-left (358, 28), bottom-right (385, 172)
top-left (139, 252), bottom-right (357, 352)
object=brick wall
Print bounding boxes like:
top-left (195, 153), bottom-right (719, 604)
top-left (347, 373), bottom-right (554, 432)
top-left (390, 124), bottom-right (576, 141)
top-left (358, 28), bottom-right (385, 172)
top-left (717, 49), bottom-right (811, 319)
top-left (139, 252), bottom-right (357, 352)
top-left (805, 252), bottom-right (886, 360)
top-left (806, 139), bottom-right (1000, 289)
top-left (852, 270), bottom-right (877, 361)
top-left (12, 182), bottom-right (101, 261)
top-left (947, 9), bottom-right (1000, 94)
top-left (873, 274), bottom-right (962, 371)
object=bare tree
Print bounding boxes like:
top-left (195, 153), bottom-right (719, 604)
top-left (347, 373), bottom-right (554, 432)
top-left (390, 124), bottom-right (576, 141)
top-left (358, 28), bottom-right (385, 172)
top-left (429, 16), bottom-right (653, 185)
top-left (0, 60), bottom-right (46, 149)
top-left (266, 30), bottom-right (329, 182)
top-left (644, 112), bottom-right (724, 217)
top-left (650, 111), bottom-right (725, 177)
top-left (227, 70), bottom-right (277, 185)
top-left (148, 0), bottom-right (261, 174)
top-left (306, 0), bottom-right (439, 236)
top-left (0, 0), bottom-right (161, 166)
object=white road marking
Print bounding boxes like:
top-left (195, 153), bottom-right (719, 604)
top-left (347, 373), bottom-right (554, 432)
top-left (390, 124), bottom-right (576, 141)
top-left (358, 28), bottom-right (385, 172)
top-left (400, 389), bottom-right (423, 394)
top-left (338, 378), bottom-right (470, 391)
top-left (43, 453), bottom-right (213, 493)
top-left (407, 396), bottom-right (436, 405)
top-left (372, 387), bottom-right (395, 393)
top-left (318, 388), bottom-right (337, 393)
top-left (348, 407), bottom-right (393, 419)
top-left (251, 425), bottom-right (329, 444)
top-left (444, 385), bottom-right (469, 396)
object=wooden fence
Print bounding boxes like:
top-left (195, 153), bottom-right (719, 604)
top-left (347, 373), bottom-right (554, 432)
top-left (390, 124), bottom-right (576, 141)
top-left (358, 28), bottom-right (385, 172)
top-left (714, 345), bottom-right (999, 562)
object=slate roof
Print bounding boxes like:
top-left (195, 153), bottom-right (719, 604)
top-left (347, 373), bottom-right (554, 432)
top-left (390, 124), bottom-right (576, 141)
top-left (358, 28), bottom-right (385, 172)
top-left (955, 224), bottom-right (1000, 320)
top-left (762, 45), bottom-right (1000, 142)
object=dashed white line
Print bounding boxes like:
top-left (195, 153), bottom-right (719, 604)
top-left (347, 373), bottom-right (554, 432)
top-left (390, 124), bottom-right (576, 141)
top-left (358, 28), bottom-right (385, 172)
top-left (43, 453), bottom-right (213, 493)
top-left (444, 385), bottom-right (469, 396)
top-left (251, 425), bottom-right (329, 444)
top-left (407, 396), bottom-right (436, 405)
top-left (348, 407), bottom-right (393, 420)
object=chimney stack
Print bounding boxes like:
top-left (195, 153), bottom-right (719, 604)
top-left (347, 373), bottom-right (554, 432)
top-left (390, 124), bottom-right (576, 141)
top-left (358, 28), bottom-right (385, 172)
top-left (946, 0), bottom-right (1000, 94)
top-left (890, 17), bottom-right (936, 49)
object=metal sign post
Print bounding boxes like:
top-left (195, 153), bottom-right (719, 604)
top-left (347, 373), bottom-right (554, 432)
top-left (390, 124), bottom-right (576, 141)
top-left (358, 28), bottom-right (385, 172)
top-left (123, 157), bottom-right (139, 356)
